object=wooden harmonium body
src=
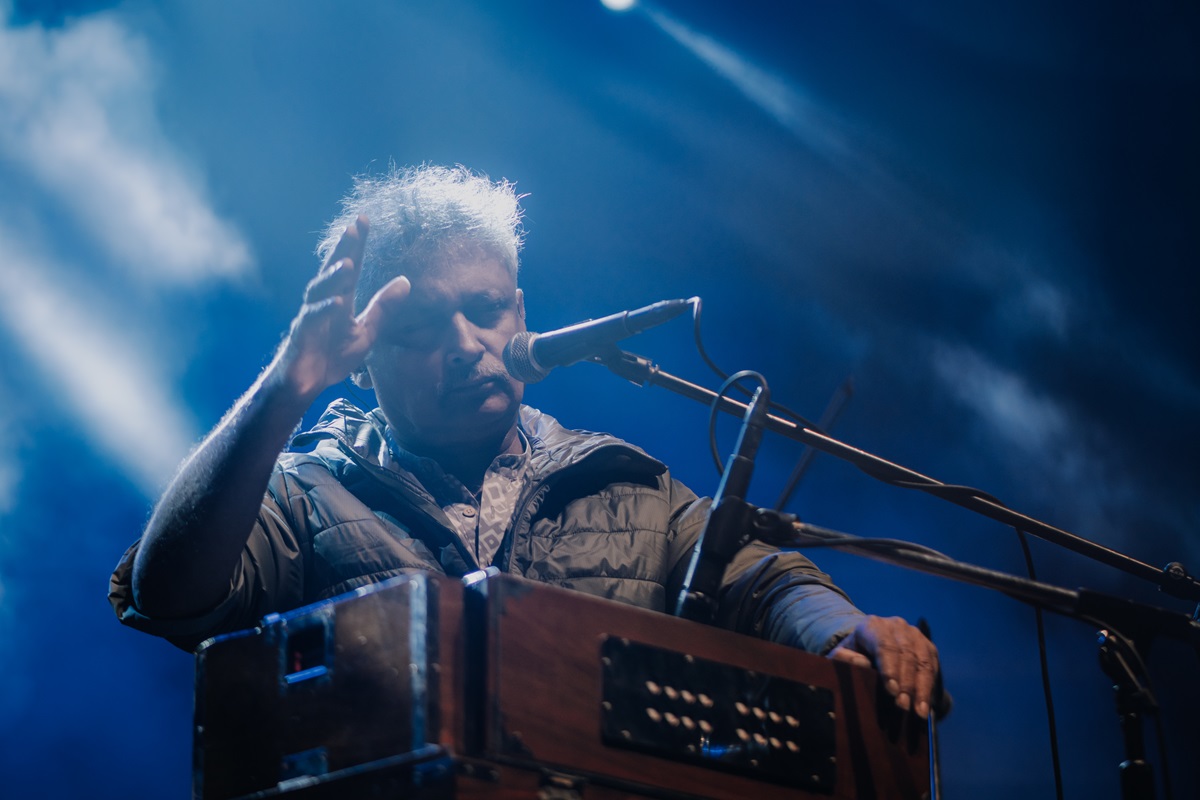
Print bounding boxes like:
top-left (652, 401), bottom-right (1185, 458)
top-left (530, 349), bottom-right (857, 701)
top-left (194, 573), bottom-right (929, 799)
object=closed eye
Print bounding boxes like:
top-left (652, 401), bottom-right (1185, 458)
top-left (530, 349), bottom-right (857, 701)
top-left (466, 296), bottom-right (514, 327)
top-left (381, 313), bottom-right (439, 347)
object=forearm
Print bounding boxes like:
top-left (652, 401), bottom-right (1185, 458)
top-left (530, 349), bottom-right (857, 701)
top-left (717, 543), bottom-right (864, 654)
top-left (126, 215), bottom-right (406, 621)
top-left (666, 493), bottom-right (862, 653)
top-left (130, 359), bottom-right (315, 618)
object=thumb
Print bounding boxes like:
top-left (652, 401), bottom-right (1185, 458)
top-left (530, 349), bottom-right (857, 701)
top-left (356, 275), bottom-right (411, 333)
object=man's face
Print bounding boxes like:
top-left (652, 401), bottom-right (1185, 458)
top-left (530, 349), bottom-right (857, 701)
top-left (363, 253), bottom-right (526, 453)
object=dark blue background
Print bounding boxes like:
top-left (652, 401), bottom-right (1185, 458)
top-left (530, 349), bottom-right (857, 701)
top-left (1, 1), bottom-right (1196, 797)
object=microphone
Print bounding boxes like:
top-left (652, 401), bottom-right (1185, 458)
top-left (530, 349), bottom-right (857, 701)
top-left (675, 378), bottom-right (770, 623)
top-left (503, 298), bottom-right (691, 383)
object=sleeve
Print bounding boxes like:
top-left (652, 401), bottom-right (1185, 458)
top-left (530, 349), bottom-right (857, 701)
top-left (665, 481), bottom-right (864, 655)
top-left (107, 463), bottom-right (310, 652)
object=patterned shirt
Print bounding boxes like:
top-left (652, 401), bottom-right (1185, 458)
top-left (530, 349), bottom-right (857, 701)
top-left (385, 428), bottom-right (530, 568)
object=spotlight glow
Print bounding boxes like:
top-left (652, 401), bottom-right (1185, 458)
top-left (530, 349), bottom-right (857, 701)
top-left (600, 0), bottom-right (637, 11)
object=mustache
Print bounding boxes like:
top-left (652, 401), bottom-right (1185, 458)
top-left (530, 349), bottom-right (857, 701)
top-left (465, 360), bottom-right (510, 382)
top-left (438, 359), bottom-right (513, 394)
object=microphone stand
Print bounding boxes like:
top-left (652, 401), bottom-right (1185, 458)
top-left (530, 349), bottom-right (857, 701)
top-left (592, 347), bottom-right (1200, 607)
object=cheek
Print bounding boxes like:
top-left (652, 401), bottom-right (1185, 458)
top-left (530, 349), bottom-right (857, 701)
top-left (370, 344), bottom-right (434, 374)
top-left (368, 352), bottom-right (438, 397)
top-left (488, 320), bottom-right (524, 352)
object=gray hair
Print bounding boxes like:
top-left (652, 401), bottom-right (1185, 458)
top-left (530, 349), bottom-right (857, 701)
top-left (317, 163), bottom-right (525, 309)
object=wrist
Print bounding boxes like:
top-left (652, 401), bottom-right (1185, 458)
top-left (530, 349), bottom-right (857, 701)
top-left (251, 353), bottom-right (324, 424)
top-left (262, 343), bottom-right (331, 408)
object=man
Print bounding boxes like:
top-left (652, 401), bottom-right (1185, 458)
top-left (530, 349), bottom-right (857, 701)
top-left (110, 164), bottom-right (940, 719)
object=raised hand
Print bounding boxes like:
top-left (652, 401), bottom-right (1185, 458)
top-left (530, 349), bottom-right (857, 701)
top-left (130, 216), bottom-right (409, 619)
top-left (274, 216), bottom-right (410, 401)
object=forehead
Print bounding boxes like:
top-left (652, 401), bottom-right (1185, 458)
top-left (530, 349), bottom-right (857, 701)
top-left (405, 254), bottom-right (516, 308)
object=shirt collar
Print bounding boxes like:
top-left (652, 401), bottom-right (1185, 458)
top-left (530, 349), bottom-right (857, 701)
top-left (384, 425), bottom-right (530, 498)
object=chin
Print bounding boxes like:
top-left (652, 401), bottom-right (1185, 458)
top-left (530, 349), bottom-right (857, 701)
top-left (468, 381), bottom-right (520, 417)
top-left (448, 394), bottom-right (519, 433)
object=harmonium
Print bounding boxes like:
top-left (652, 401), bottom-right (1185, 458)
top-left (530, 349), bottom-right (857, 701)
top-left (194, 572), bottom-right (929, 799)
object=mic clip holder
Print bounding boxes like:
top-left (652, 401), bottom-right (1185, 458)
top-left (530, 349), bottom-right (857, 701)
top-left (1098, 629), bottom-right (1158, 799)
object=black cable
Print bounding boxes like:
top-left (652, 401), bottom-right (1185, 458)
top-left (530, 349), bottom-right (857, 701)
top-left (789, 533), bottom-right (954, 561)
top-left (872, 476), bottom-right (1004, 506)
top-left (857, 449), bottom-right (1029, 523)
top-left (689, 297), bottom-right (1006, 515)
top-left (338, 379), bottom-right (380, 415)
top-left (691, 295), bottom-right (735, 385)
top-left (690, 297), bottom-right (824, 431)
top-left (1016, 529), bottom-right (1064, 800)
top-left (878, 455), bottom-right (1068, 799)
top-left (707, 370), bottom-right (768, 476)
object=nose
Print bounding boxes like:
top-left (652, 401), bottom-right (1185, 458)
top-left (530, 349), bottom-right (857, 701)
top-left (445, 311), bottom-right (485, 365)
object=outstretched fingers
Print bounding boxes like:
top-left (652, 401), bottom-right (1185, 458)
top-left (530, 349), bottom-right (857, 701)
top-left (305, 259), bottom-right (357, 306)
top-left (274, 216), bottom-right (381, 399)
top-left (306, 216), bottom-right (370, 305)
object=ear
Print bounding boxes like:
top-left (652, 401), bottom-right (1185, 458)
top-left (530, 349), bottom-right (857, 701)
top-left (516, 288), bottom-right (526, 324)
top-left (351, 367), bottom-right (374, 389)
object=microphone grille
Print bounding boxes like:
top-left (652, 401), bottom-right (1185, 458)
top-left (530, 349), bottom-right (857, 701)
top-left (503, 331), bottom-right (548, 384)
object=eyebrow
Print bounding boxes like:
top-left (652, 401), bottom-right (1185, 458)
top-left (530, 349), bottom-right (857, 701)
top-left (404, 287), bottom-right (513, 317)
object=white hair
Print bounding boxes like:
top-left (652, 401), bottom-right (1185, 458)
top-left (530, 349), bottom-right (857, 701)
top-left (317, 163), bottom-right (525, 308)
